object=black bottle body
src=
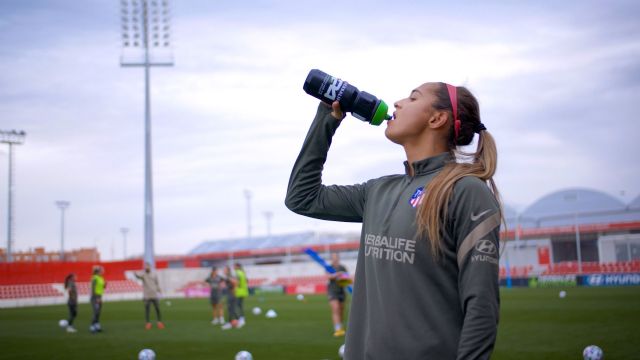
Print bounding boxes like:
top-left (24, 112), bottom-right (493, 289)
top-left (303, 69), bottom-right (390, 126)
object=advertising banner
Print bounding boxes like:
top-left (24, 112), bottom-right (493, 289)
top-left (529, 275), bottom-right (577, 288)
top-left (285, 284), bottom-right (327, 295)
top-left (537, 247), bottom-right (550, 265)
top-left (582, 273), bottom-right (640, 287)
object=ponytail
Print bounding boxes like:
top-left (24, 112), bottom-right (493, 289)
top-left (64, 274), bottom-right (73, 289)
top-left (416, 84), bottom-right (503, 258)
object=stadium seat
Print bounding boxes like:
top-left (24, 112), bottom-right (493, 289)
top-left (273, 275), bottom-right (328, 286)
top-left (0, 284), bottom-right (62, 299)
top-left (247, 278), bottom-right (268, 287)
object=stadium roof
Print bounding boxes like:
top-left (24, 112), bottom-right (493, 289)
top-left (630, 194), bottom-right (640, 210)
top-left (190, 188), bottom-right (640, 255)
top-left (189, 231), bottom-right (358, 255)
top-left (515, 188), bottom-right (639, 228)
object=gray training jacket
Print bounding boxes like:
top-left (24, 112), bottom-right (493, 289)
top-left (285, 104), bottom-right (501, 360)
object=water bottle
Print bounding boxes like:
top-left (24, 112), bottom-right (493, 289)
top-left (303, 69), bottom-right (391, 126)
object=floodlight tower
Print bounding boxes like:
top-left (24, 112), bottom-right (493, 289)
top-left (55, 201), bottom-right (70, 261)
top-left (1, 130), bottom-right (26, 263)
top-left (263, 211), bottom-right (273, 237)
top-left (120, 0), bottom-right (173, 269)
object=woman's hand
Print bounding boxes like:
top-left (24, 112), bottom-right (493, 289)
top-left (331, 101), bottom-right (345, 120)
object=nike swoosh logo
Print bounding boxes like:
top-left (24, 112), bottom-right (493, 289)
top-left (470, 209), bottom-right (491, 221)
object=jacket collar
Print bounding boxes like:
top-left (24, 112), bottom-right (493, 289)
top-left (403, 152), bottom-right (452, 176)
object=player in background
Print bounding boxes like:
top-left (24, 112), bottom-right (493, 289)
top-left (205, 266), bottom-right (225, 325)
top-left (327, 253), bottom-right (348, 337)
top-left (63, 273), bottom-right (78, 333)
top-left (221, 265), bottom-right (239, 330)
top-left (234, 263), bottom-right (249, 328)
top-left (90, 265), bottom-right (106, 333)
top-left (134, 262), bottom-right (165, 330)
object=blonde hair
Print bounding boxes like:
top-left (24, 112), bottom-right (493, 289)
top-left (416, 84), bottom-right (502, 257)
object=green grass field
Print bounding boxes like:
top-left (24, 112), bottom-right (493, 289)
top-left (0, 287), bottom-right (639, 359)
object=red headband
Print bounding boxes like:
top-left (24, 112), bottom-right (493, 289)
top-left (445, 83), bottom-right (461, 141)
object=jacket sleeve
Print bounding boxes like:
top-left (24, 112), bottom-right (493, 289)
top-left (450, 177), bottom-right (501, 360)
top-left (284, 103), bottom-right (366, 222)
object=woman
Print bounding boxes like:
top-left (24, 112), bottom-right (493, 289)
top-left (327, 252), bottom-right (348, 337)
top-left (63, 273), bottom-right (78, 333)
top-left (134, 262), bottom-right (164, 330)
top-left (221, 265), bottom-right (239, 330)
top-left (205, 266), bottom-right (225, 325)
top-left (233, 263), bottom-right (249, 328)
top-left (285, 82), bottom-right (502, 359)
top-left (90, 265), bottom-right (106, 333)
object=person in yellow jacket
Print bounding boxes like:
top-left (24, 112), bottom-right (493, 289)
top-left (90, 265), bottom-right (106, 333)
top-left (233, 263), bottom-right (249, 328)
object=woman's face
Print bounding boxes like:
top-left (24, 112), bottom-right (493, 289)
top-left (385, 83), bottom-right (439, 145)
top-left (331, 253), bottom-right (339, 266)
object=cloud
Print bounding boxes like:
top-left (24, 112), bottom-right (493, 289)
top-left (0, 0), bottom-right (639, 259)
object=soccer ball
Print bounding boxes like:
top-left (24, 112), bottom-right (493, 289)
top-left (58, 319), bottom-right (68, 328)
top-left (252, 307), bottom-right (262, 315)
top-left (583, 345), bottom-right (603, 360)
top-left (338, 344), bottom-right (345, 358)
top-left (296, 294), bottom-right (304, 301)
top-left (235, 350), bottom-right (253, 360)
top-left (559, 290), bottom-right (567, 298)
top-left (265, 309), bottom-right (277, 318)
top-left (138, 349), bottom-right (156, 360)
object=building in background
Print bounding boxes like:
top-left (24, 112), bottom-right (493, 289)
top-left (0, 247), bottom-right (100, 262)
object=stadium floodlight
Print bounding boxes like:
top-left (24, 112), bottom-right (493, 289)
top-left (120, 0), bottom-right (174, 66)
top-left (264, 211), bottom-right (273, 237)
top-left (120, 0), bottom-right (174, 269)
top-left (55, 201), bottom-right (70, 261)
top-left (120, 227), bottom-right (129, 259)
top-left (1, 130), bottom-right (26, 263)
top-left (244, 190), bottom-right (252, 239)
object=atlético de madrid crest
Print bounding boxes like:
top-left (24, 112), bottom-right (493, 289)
top-left (409, 186), bottom-right (424, 208)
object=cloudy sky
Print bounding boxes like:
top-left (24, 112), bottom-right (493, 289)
top-left (0, 0), bottom-right (638, 260)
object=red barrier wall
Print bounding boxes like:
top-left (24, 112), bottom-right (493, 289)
top-left (0, 260), bottom-right (168, 285)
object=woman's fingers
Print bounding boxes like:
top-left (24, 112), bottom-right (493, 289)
top-left (331, 101), bottom-right (345, 120)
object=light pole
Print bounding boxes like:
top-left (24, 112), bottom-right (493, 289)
top-left (120, 227), bottom-right (129, 259)
top-left (1, 130), bottom-right (26, 263)
top-left (264, 211), bottom-right (273, 237)
top-left (55, 201), bottom-right (70, 261)
top-left (244, 189), bottom-right (252, 239)
top-left (574, 212), bottom-right (582, 273)
top-left (120, 0), bottom-right (173, 269)
top-left (564, 192), bottom-right (582, 273)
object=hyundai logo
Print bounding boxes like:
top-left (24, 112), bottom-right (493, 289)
top-left (475, 239), bottom-right (497, 255)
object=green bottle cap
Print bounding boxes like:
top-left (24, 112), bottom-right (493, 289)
top-left (370, 100), bottom-right (390, 126)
